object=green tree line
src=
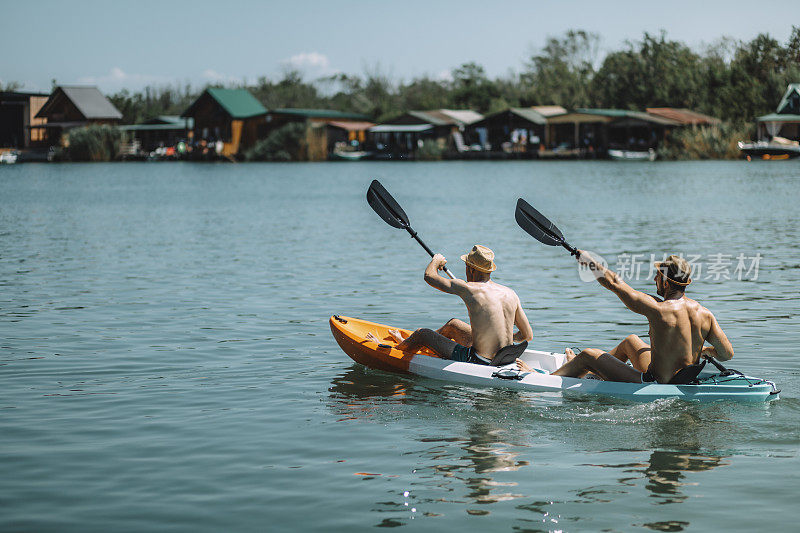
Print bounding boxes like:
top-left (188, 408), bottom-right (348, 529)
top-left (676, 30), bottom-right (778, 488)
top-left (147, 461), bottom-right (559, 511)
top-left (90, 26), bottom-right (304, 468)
top-left (96, 27), bottom-right (798, 125)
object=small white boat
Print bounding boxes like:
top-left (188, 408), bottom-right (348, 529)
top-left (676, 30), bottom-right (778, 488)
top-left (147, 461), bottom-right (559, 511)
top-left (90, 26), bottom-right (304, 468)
top-left (0, 150), bottom-right (19, 164)
top-left (330, 316), bottom-right (779, 403)
top-left (331, 150), bottom-right (372, 161)
top-left (608, 148), bottom-right (656, 161)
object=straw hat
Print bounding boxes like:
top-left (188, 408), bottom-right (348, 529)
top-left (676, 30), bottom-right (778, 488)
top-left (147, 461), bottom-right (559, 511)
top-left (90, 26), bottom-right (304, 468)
top-left (654, 255), bottom-right (692, 286)
top-left (461, 245), bottom-right (497, 273)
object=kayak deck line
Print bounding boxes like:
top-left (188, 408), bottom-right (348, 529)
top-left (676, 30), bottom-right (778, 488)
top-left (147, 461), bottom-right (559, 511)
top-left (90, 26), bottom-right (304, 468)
top-left (329, 315), bottom-right (780, 402)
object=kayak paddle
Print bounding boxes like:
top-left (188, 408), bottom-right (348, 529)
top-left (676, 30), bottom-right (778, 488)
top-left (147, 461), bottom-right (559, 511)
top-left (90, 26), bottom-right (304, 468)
top-left (515, 198), bottom-right (579, 256)
top-left (366, 179), bottom-right (455, 279)
top-left (514, 197), bottom-right (735, 375)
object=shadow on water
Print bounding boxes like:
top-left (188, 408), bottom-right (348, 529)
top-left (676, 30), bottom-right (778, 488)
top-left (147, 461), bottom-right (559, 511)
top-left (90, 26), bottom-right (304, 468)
top-left (327, 365), bottom-right (741, 529)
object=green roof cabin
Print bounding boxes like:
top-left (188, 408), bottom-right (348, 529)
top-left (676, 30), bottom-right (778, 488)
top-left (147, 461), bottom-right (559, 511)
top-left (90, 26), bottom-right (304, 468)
top-left (756, 84), bottom-right (800, 141)
top-left (181, 88), bottom-right (267, 158)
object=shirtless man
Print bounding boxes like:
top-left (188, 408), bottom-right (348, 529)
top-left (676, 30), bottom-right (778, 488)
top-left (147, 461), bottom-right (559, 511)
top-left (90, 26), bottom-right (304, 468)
top-left (387, 245), bottom-right (533, 365)
top-left (520, 252), bottom-right (733, 384)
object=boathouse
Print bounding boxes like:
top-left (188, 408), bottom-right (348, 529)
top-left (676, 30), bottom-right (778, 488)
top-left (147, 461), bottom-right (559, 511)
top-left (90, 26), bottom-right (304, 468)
top-left (119, 115), bottom-right (193, 154)
top-left (263, 108), bottom-right (371, 161)
top-left (181, 88), bottom-right (267, 158)
top-left (0, 91), bottom-right (49, 150)
top-left (369, 109), bottom-right (483, 159)
top-left (755, 84), bottom-right (800, 141)
top-left (470, 106), bottom-right (565, 157)
top-left (33, 86), bottom-right (122, 146)
top-left (574, 108), bottom-right (679, 155)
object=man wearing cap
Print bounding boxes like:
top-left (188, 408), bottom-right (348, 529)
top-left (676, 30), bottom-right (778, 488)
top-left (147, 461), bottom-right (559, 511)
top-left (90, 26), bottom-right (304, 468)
top-left (526, 252), bottom-right (734, 384)
top-left (388, 245), bottom-right (534, 365)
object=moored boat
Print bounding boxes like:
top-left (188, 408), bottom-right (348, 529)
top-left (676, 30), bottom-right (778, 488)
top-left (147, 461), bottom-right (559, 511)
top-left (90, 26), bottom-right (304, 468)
top-left (330, 149), bottom-right (373, 161)
top-left (0, 150), bottom-right (19, 164)
top-left (738, 138), bottom-right (800, 159)
top-left (608, 148), bottom-right (656, 161)
top-left (330, 315), bottom-right (779, 402)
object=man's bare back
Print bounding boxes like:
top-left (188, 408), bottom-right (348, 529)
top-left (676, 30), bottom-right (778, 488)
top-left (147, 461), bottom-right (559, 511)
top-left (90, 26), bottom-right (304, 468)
top-left (392, 247), bottom-right (533, 364)
top-left (646, 296), bottom-right (720, 382)
top-left (457, 279), bottom-right (522, 357)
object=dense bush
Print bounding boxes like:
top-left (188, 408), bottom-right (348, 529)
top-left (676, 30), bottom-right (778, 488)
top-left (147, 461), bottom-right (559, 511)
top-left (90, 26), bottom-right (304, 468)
top-left (244, 122), bottom-right (306, 161)
top-left (417, 139), bottom-right (444, 161)
top-left (65, 125), bottom-right (124, 161)
top-left (658, 122), bottom-right (754, 160)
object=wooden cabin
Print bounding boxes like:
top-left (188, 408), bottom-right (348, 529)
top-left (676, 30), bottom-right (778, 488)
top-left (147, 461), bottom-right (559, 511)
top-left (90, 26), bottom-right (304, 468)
top-left (755, 84), bottom-right (800, 141)
top-left (0, 91), bottom-right (49, 150)
top-left (33, 86), bottom-right (122, 146)
top-left (263, 109), bottom-right (371, 161)
top-left (369, 109), bottom-right (483, 159)
top-left (181, 88), bottom-right (267, 158)
top-left (573, 108), bottom-right (679, 155)
top-left (469, 106), bottom-right (564, 157)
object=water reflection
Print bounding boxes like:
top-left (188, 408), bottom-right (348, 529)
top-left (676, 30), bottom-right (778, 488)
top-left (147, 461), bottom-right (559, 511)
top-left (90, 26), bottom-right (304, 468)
top-left (328, 367), bottom-right (736, 529)
top-left (643, 451), bottom-right (726, 505)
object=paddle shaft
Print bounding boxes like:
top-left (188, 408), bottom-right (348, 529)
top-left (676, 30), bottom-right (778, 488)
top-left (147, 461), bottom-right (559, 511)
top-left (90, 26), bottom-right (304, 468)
top-left (404, 226), bottom-right (456, 280)
top-left (366, 180), bottom-right (456, 280)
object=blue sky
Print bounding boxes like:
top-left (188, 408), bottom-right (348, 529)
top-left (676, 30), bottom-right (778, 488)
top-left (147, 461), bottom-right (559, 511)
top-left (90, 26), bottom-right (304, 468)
top-left (2, 0), bottom-right (797, 93)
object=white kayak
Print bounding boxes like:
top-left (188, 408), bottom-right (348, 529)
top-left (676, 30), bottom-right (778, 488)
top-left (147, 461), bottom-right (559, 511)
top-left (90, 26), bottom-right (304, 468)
top-left (330, 315), bottom-right (780, 402)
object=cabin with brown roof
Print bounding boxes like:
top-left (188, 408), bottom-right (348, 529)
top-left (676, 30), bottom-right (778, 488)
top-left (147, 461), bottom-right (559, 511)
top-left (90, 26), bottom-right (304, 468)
top-left (33, 86), bottom-right (122, 146)
top-left (369, 109), bottom-right (484, 159)
top-left (264, 109), bottom-right (372, 161)
top-left (646, 108), bottom-right (720, 127)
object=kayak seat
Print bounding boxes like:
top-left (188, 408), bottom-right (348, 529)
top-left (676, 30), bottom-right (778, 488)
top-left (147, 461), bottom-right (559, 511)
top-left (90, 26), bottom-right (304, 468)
top-left (490, 341), bottom-right (529, 367)
top-left (668, 360), bottom-right (707, 385)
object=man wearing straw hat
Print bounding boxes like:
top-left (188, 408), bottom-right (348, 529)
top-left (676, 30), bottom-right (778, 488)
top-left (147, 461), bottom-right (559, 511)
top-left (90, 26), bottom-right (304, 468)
top-left (384, 245), bottom-right (533, 365)
top-left (522, 253), bottom-right (734, 384)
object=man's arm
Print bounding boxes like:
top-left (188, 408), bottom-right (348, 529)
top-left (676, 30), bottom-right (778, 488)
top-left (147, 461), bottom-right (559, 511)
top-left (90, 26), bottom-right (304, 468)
top-left (423, 254), bottom-right (470, 296)
top-left (513, 298), bottom-right (534, 342)
top-left (702, 314), bottom-right (734, 361)
top-left (576, 250), bottom-right (659, 317)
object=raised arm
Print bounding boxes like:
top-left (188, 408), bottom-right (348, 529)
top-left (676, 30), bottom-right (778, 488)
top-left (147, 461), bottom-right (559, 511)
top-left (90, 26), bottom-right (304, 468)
top-left (576, 250), bottom-right (658, 317)
top-left (423, 254), bottom-right (470, 296)
top-left (702, 314), bottom-right (734, 361)
top-left (513, 298), bottom-right (534, 343)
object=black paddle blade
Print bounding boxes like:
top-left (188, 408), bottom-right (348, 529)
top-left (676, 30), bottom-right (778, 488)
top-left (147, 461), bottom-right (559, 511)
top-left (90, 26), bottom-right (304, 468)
top-left (367, 179), bottom-right (409, 229)
top-left (515, 198), bottom-right (564, 246)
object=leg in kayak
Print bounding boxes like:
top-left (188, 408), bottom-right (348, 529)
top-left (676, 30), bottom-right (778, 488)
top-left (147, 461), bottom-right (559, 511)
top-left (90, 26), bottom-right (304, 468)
top-left (551, 348), bottom-right (643, 382)
top-left (395, 328), bottom-right (493, 365)
top-left (436, 318), bottom-right (473, 346)
top-left (608, 334), bottom-right (651, 373)
top-left (395, 328), bottom-right (458, 358)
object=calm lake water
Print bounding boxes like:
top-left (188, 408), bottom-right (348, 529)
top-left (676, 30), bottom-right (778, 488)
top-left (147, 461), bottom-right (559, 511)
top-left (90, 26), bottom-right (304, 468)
top-left (1, 161), bottom-right (798, 532)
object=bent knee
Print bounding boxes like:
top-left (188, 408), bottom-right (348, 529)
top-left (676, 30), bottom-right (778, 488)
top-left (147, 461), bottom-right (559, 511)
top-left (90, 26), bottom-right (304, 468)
top-left (579, 348), bottom-right (604, 360)
top-left (623, 334), bottom-right (644, 347)
top-left (417, 328), bottom-right (436, 340)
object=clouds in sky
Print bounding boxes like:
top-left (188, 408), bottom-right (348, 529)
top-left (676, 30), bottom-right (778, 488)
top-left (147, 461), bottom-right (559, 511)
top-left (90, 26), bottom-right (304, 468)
top-left (283, 52), bottom-right (338, 77)
top-left (78, 67), bottom-right (168, 91)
